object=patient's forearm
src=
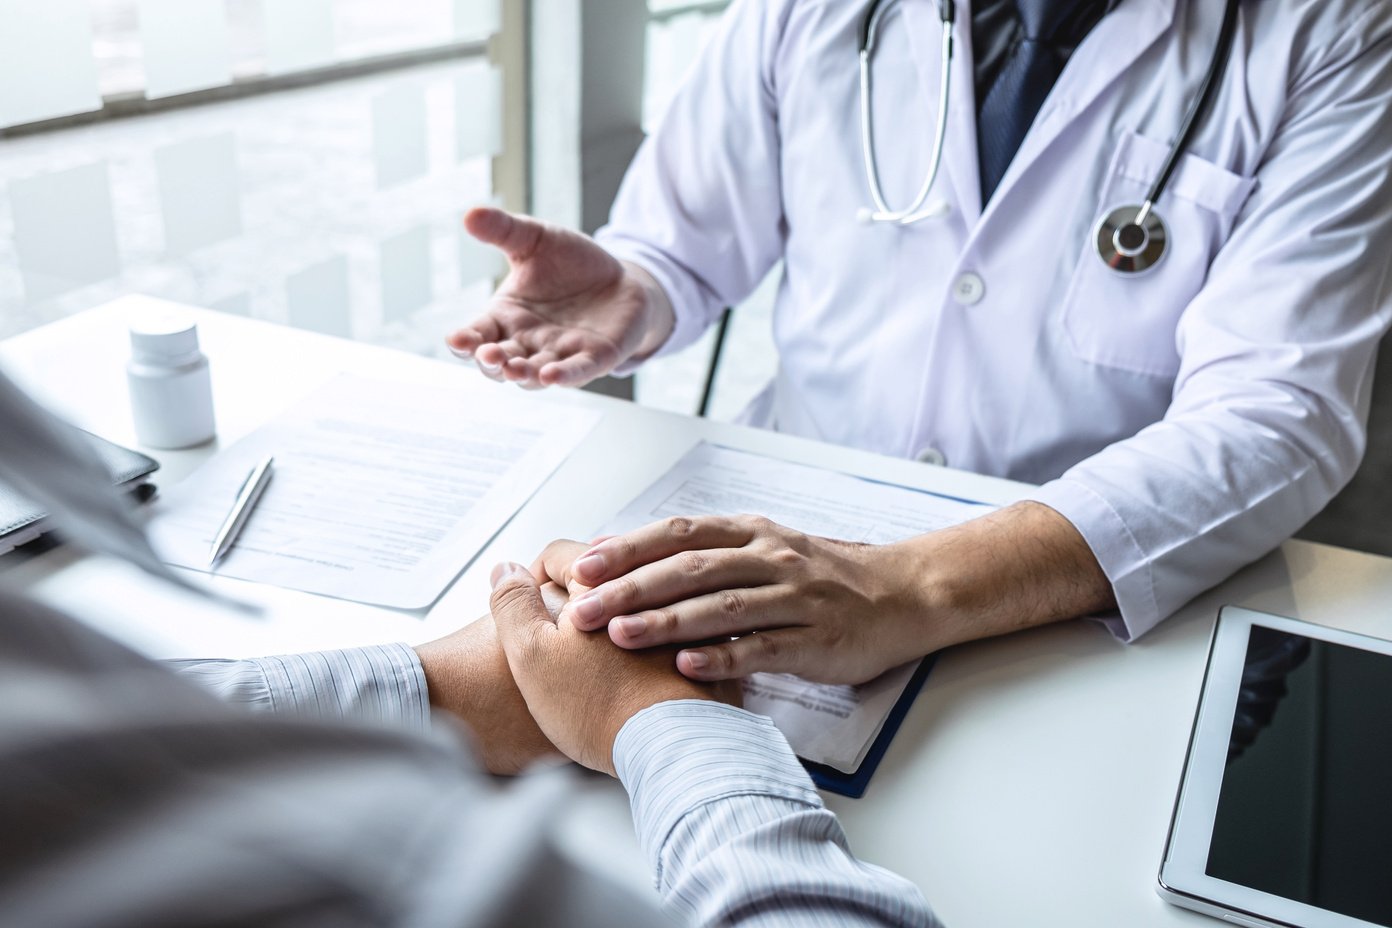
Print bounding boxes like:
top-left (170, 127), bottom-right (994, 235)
top-left (616, 701), bottom-right (941, 928)
top-left (168, 644), bottom-right (431, 729)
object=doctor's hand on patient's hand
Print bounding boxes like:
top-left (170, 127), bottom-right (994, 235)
top-left (536, 520), bottom-right (927, 686)
top-left (490, 561), bottom-right (739, 777)
top-left (536, 504), bottom-right (1117, 686)
top-left (414, 588), bottom-right (572, 775)
top-left (444, 207), bottom-right (675, 388)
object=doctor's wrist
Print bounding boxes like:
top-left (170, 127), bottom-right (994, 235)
top-left (623, 261), bottom-right (677, 363)
top-left (896, 501), bottom-right (1117, 654)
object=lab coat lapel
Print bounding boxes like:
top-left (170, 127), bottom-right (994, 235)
top-left (902, 0), bottom-right (983, 224)
top-left (978, 0), bottom-right (1176, 224)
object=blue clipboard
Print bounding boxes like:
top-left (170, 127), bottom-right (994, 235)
top-left (802, 654), bottom-right (938, 799)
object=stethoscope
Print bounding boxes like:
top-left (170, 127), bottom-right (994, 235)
top-left (858, 0), bottom-right (1242, 275)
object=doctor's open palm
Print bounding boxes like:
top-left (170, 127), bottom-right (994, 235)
top-left (446, 207), bottom-right (672, 388)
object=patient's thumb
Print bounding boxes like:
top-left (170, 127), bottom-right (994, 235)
top-left (490, 562), bottom-right (549, 644)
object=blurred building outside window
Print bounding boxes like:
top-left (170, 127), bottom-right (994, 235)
top-left (1, 0), bottom-right (507, 363)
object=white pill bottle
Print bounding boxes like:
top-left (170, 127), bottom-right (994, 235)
top-left (126, 308), bottom-right (217, 449)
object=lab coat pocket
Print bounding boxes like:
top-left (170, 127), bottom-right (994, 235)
top-left (1061, 131), bottom-right (1256, 378)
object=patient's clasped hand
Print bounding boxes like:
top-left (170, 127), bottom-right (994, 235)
top-left (414, 540), bottom-right (739, 776)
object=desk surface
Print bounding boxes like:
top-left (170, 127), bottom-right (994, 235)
top-left (5, 296), bottom-right (1392, 928)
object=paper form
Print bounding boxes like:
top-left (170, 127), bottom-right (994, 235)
top-left (149, 374), bottom-right (600, 608)
top-left (598, 443), bottom-right (993, 773)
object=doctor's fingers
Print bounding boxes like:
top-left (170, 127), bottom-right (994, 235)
top-left (504, 350), bottom-right (560, 386)
top-left (463, 206), bottom-right (545, 264)
top-left (476, 340), bottom-right (549, 386)
top-left (475, 338), bottom-right (532, 369)
top-left (675, 629), bottom-right (813, 682)
top-left (536, 351), bottom-right (614, 387)
top-left (569, 515), bottom-right (763, 589)
top-left (506, 346), bottom-right (607, 390)
top-left (564, 547), bottom-right (778, 631)
top-left (445, 315), bottom-right (504, 357)
top-left (606, 584), bottom-right (803, 650)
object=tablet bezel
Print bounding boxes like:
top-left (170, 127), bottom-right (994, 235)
top-left (1158, 606), bottom-right (1392, 928)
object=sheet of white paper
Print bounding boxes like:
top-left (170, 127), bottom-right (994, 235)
top-left (598, 442), bottom-right (994, 773)
top-left (149, 374), bottom-right (601, 609)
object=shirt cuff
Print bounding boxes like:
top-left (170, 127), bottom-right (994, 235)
top-left (613, 699), bottom-right (823, 883)
top-left (595, 232), bottom-right (724, 376)
top-left (1027, 478), bottom-right (1159, 642)
top-left (169, 643), bottom-right (431, 732)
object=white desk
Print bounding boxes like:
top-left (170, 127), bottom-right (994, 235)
top-left (5, 296), bottom-right (1392, 927)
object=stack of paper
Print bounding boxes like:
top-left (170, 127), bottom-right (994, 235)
top-left (600, 442), bottom-right (993, 776)
top-left (150, 374), bottom-right (600, 608)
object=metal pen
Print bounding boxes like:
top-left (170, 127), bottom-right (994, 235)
top-left (208, 455), bottom-right (275, 568)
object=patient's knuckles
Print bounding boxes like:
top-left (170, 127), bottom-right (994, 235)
top-left (490, 579), bottom-right (544, 620)
top-left (541, 537), bottom-right (585, 564)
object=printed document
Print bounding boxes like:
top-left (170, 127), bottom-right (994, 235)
top-left (599, 442), bottom-right (994, 773)
top-left (150, 374), bottom-right (600, 608)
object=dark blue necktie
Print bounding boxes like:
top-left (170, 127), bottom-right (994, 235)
top-left (975, 0), bottom-right (1107, 203)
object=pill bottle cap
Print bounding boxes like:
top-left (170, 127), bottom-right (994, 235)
top-left (130, 308), bottom-right (201, 365)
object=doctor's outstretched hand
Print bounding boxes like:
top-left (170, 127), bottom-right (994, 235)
top-left (445, 207), bottom-right (675, 388)
top-left (540, 502), bottom-right (1119, 686)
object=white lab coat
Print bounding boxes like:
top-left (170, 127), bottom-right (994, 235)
top-left (596, 0), bottom-right (1392, 640)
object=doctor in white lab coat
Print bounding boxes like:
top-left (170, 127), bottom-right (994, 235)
top-left (447, 0), bottom-right (1392, 686)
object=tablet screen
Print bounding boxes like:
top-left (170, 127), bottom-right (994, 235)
top-left (1205, 625), bottom-right (1392, 925)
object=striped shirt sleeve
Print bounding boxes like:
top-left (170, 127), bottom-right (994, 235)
top-left (176, 653), bottom-right (936, 925)
top-left (168, 643), bottom-right (430, 732)
top-left (614, 700), bottom-right (942, 928)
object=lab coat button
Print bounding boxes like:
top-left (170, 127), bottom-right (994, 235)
top-left (952, 273), bottom-right (985, 305)
top-left (916, 446), bottom-right (947, 466)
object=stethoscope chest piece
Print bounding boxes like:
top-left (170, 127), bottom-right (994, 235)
top-left (1096, 204), bottom-right (1168, 275)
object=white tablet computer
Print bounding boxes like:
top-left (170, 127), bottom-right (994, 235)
top-left (1159, 606), bottom-right (1392, 928)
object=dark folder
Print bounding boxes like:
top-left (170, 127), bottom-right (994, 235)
top-left (0, 432), bottom-right (159, 554)
top-left (803, 655), bottom-right (938, 799)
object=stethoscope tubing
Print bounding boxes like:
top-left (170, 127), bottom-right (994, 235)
top-left (859, 0), bottom-right (956, 224)
top-left (858, 0), bottom-right (1243, 276)
top-left (1144, 0), bottom-right (1242, 210)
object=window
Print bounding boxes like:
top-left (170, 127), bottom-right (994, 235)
top-left (1, 0), bottom-right (509, 360)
